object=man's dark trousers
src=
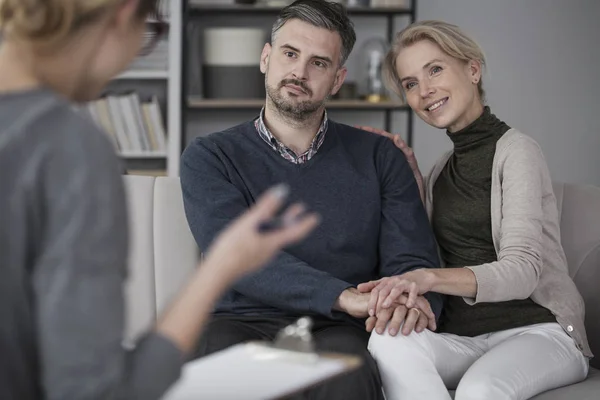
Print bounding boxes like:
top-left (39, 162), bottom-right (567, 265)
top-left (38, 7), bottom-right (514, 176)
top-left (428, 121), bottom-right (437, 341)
top-left (194, 315), bottom-right (384, 400)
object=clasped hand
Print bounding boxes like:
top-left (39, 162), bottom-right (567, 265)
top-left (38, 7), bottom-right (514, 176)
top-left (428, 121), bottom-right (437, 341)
top-left (358, 268), bottom-right (434, 313)
top-left (356, 269), bottom-right (436, 335)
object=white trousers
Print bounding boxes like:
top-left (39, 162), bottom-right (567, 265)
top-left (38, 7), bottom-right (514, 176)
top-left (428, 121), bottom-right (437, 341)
top-left (368, 322), bottom-right (589, 400)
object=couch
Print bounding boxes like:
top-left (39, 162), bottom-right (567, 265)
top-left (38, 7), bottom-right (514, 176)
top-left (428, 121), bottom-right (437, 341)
top-left (121, 175), bottom-right (600, 399)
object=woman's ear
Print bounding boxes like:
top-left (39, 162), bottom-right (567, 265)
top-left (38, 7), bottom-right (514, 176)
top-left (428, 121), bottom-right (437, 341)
top-left (469, 59), bottom-right (482, 84)
top-left (112, 0), bottom-right (141, 31)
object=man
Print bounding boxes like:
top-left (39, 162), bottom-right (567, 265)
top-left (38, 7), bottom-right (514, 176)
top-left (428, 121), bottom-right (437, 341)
top-left (181, 1), bottom-right (443, 398)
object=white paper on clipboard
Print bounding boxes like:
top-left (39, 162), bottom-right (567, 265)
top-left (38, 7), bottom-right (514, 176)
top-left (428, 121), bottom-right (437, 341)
top-left (161, 333), bottom-right (361, 400)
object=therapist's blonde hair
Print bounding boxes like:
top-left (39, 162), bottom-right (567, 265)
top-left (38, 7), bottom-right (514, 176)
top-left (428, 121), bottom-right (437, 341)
top-left (0, 0), bottom-right (156, 47)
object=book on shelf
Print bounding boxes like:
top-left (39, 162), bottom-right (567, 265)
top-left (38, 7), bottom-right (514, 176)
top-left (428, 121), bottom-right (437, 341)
top-left (81, 93), bottom-right (168, 155)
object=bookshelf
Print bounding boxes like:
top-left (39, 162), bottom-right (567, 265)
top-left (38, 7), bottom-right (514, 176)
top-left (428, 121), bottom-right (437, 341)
top-left (84, 0), bottom-right (183, 177)
top-left (183, 0), bottom-right (417, 148)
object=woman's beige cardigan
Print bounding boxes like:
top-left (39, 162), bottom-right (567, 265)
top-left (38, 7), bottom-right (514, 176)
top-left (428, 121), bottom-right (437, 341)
top-left (424, 128), bottom-right (592, 358)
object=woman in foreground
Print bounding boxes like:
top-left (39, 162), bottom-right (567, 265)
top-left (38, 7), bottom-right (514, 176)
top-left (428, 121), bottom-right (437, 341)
top-left (0, 0), bottom-right (318, 399)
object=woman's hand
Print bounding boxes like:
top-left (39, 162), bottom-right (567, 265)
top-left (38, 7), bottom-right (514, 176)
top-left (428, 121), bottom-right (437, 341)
top-left (202, 184), bottom-right (320, 285)
top-left (357, 269), bottom-right (436, 315)
top-left (157, 184), bottom-right (319, 354)
top-left (356, 125), bottom-right (425, 202)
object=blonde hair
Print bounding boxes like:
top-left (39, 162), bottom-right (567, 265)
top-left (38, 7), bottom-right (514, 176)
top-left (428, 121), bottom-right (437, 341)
top-left (0, 0), bottom-right (155, 46)
top-left (383, 20), bottom-right (487, 103)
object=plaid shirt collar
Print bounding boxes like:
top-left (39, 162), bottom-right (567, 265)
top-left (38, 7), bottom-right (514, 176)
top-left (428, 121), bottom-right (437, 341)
top-left (254, 107), bottom-right (328, 164)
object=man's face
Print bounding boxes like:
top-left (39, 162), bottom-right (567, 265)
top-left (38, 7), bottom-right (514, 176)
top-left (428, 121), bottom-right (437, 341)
top-left (260, 19), bottom-right (347, 121)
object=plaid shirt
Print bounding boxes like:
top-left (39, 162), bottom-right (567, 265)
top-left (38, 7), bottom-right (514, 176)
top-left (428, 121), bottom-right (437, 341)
top-left (254, 108), bottom-right (328, 164)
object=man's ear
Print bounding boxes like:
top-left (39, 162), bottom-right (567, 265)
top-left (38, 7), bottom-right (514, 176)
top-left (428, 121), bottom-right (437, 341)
top-left (330, 67), bottom-right (348, 96)
top-left (260, 43), bottom-right (271, 74)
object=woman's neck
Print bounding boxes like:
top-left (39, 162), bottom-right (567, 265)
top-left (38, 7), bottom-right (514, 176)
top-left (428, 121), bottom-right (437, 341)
top-left (0, 42), bottom-right (42, 92)
top-left (447, 100), bottom-right (484, 133)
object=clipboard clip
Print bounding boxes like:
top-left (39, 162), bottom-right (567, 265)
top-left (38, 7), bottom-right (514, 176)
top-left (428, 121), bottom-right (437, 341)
top-left (246, 317), bottom-right (320, 364)
top-left (274, 316), bottom-right (315, 353)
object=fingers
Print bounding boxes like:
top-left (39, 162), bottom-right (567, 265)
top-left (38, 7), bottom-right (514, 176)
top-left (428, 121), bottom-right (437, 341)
top-left (414, 296), bottom-right (436, 330)
top-left (357, 280), bottom-right (380, 293)
top-left (379, 279), bottom-right (410, 310)
top-left (271, 211), bottom-right (320, 248)
top-left (393, 134), bottom-right (408, 149)
top-left (415, 310), bottom-right (429, 334)
top-left (401, 308), bottom-right (420, 336)
top-left (249, 184), bottom-right (290, 221)
top-left (375, 282), bottom-right (394, 313)
top-left (367, 288), bottom-right (380, 317)
top-left (406, 281), bottom-right (418, 308)
top-left (365, 316), bottom-right (377, 333)
top-left (374, 308), bottom-right (393, 335)
top-left (387, 305), bottom-right (408, 336)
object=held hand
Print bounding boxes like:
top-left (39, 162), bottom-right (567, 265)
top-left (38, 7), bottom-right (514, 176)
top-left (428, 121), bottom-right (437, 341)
top-left (355, 125), bottom-right (424, 201)
top-left (366, 300), bottom-right (434, 337)
top-left (358, 269), bottom-right (435, 315)
top-left (334, 288), bottom-right (371, 318)
top-left (202, 184), bottom-right (320, 285)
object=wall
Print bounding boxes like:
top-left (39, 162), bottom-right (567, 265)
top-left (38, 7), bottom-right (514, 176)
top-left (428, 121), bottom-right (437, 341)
top-left (413, 0), bottom-right (600, 185)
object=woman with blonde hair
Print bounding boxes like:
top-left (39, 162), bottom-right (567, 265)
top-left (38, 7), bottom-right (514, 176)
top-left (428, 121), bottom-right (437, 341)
top-left (0, 1), bottom-right (319, 399)
top-left (357, 20), bottom-right (591, 399)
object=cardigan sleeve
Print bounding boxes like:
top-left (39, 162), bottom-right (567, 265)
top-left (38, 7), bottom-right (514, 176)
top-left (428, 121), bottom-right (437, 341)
top-left (464, 136), bottom-right (549, 304)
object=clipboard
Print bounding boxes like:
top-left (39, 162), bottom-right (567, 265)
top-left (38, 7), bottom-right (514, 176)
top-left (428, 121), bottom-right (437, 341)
top-left (160, 317), bottom-right (362, 400)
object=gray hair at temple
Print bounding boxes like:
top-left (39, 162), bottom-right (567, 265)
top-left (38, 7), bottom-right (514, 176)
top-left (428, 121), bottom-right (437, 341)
top-left (271, 0), bottom-right (356, 67)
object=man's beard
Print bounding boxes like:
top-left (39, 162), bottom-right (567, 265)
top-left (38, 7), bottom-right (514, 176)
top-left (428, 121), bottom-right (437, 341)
top-left (266, 77), bottom-right (331, 122)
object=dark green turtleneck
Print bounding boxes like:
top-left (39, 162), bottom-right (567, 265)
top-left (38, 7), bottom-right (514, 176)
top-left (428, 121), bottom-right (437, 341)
top-left (433, 106), bottom-right (555, 337)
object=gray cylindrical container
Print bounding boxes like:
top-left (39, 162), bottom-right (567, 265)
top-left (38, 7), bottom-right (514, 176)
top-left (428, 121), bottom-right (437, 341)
top-left (203, 28), bottom-right (266, 99)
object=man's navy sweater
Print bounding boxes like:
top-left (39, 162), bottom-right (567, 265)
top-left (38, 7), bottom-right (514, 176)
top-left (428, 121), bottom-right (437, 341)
top-left (181, 119), bottom-right (443, 325)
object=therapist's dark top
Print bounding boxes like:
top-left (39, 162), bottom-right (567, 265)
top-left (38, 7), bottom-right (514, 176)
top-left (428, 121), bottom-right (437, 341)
top-left (0, 88), bottom-right (183, 400)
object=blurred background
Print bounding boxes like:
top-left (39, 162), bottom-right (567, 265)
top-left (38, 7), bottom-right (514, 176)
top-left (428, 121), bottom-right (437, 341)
top-left (94, 0), bottom-right (600, 186)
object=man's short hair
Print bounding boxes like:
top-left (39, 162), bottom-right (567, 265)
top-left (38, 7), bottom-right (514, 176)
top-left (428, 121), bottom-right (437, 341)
top-left (271, 0), bottom-right (357, 66)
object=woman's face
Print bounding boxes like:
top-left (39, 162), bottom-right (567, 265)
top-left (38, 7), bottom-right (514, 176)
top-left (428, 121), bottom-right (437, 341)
top-left (395, 40), bottom-right (483, 133)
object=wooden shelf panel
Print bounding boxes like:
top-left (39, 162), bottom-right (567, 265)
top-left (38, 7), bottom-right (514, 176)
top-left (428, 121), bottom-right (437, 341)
top-left (188, 4), bottom-right (411, 16)
top-left (187, 97), bottom-right (409, 111)
top-left (116, 70), bottom-right (169, 80)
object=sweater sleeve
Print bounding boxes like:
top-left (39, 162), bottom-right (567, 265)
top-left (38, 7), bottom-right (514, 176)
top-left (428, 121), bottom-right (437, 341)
top-left (376, 140), bottom-right (444, 319)
top-left (464, 137), bottom-right (547, 304)
top-left (33, 116), bottom-right (183, 400)
top-left (180, 138), bottom-right (353, 317)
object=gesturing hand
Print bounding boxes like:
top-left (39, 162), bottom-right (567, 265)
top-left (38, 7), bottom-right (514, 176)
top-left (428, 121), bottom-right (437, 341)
top-left (202, 184), bottom-right (320, 284)
top-left (357, 269), bottom-right (435, 316)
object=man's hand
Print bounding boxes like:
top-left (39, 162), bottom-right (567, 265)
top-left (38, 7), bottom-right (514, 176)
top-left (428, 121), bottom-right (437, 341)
top-left (366, 295), bottom-right (437, 337)
top-left (333, 288), bottom-right (370, 318)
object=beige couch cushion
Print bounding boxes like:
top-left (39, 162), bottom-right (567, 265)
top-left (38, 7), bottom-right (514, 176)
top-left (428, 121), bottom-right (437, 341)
top-left (123, 175), bottom-right (157, 342)
top-left (553, 182), bottom-right (600, 368)
top-left (153, 177), bottom-right (199, 315)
